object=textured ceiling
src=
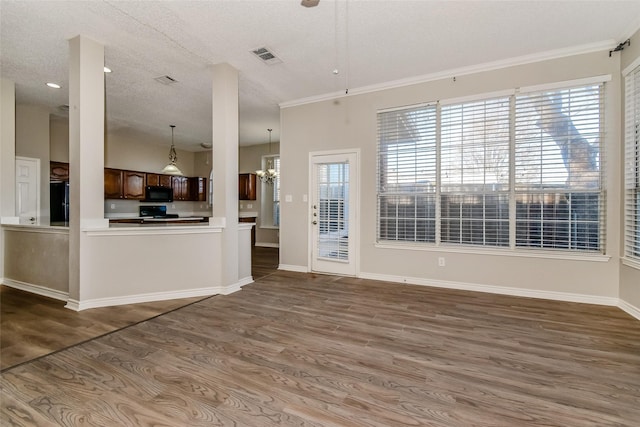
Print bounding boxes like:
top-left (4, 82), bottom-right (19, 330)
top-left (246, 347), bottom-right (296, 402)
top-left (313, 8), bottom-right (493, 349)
top-left (1, 1), bottom-right (639, 150)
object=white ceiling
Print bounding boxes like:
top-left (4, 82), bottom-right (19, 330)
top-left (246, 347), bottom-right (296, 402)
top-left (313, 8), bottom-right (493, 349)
top-left (1, 1), bottom-right (639, 151)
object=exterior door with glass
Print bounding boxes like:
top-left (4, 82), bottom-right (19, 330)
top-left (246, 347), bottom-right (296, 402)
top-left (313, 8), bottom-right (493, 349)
top-left (310, 151), bottom-right (358, 276)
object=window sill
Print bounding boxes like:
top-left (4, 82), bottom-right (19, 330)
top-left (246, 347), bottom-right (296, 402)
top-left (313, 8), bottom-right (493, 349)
top-left (374, 242), bottom-right (611, 263)
top-left (622, 257), bottom-right (640, 271)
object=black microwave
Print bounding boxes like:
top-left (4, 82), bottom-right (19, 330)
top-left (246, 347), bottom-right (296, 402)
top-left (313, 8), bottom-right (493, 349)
top-left (144, 186), bottom-right (173, 202)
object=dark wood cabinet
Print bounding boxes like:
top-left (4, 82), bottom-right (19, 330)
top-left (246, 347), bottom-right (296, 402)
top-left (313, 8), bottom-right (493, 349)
top-left (104, 168), bottom-right (123, 199)
top-left (190, 177), bottom-right (207, 202)
top-left (239, 216), bottom-right (256, 246)
top-left (239, 173), bottom-right (256, 200)
top-left (172, 176), bottom-right (190, 201)
top-left (50, 161), bottom-right (69, 181)
top-left (146, 173), bottom-right (172, 188)
top-left (123, 171), bottom-right (145, 199)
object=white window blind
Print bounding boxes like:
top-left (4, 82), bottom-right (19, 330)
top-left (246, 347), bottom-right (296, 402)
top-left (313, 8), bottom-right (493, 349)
top-left (514, 84), bottom-right (604, 251)
top-left (377, 104), bottom-right (437, 242)
top-left (625, 66), bottom-right (640, 261)
top-left (376, 80), bottom-right (606, 253)
top-left (441, 97), bottom-right (511, 246)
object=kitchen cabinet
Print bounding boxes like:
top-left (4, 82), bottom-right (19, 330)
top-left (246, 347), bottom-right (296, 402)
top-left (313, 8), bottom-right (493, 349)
top-left (104, 168), bottom-right (123, 199)
top-left (239, 173), bottom-right (256, 200)
top-left (105, 169), bottom-right (145, 199)
top-left (239, 216), bottom-right (256, 246)
top-left (172, 176), bottom-right (191, 201)
top-left (123, 171), bottom-right (145, 199)
top-left (190, 177), bottom-right (207, 202)
top-left (146, 173), bottom-right (172, 188)
top-left (50, 161), bottom-right (69, 182)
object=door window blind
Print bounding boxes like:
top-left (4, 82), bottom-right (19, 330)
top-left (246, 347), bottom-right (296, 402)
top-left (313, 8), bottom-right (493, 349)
top-left (625, 66), bottom-right (640, 261)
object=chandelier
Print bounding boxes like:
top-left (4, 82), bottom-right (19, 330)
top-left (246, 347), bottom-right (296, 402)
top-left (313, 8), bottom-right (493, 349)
top-left (161, 125), bottom-right (183, 176)
top-left (256, 128), bottom-right (278, 185)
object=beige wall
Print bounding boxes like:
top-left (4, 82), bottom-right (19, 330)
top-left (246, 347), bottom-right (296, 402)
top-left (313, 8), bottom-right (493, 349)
top-left (15, 104), bottom-right (51, 224)
top-left (281, 50), bottom-right (624, 301)
top-left (620, 27), bottom-right (640, 312)
top-left (3, 228), bottom-right (69, 293)
top-left (50, 115), bottom-right (69, 162)
top-left (239, 142), bottom-right (280, 246)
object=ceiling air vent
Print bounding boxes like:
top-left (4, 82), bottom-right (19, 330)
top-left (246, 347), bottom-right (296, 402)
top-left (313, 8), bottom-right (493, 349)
top-left (251, 47), bottom-right (282, 65)
top-left (154, 75), bottom-right (178, 85)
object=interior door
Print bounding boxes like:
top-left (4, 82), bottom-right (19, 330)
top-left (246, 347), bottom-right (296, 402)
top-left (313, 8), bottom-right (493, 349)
top-left (15, 156), bottom-right (40, 225)
top-left (310, 151), bottom-right (358, 276)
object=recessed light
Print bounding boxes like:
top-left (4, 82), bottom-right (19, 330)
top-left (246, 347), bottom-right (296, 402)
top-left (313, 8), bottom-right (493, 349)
top-left (46, 82), bottom-right (61, 89)
top-left (104, 67), bottom-right (112, 73)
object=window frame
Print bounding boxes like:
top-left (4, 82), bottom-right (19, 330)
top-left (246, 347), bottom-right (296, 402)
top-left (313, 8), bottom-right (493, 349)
top-left (624, 62), bottom-right (640, 267)
top-left (376, 77), bottom-right (609, 256)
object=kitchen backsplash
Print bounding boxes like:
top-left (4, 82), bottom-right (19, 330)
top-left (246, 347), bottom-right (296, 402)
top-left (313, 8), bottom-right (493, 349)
top-left (104, 199), bottom-right (212, 219)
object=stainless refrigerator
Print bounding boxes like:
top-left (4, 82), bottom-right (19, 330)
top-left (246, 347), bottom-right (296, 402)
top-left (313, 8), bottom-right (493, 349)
top-left (50, 182), bottom-right (69, 224)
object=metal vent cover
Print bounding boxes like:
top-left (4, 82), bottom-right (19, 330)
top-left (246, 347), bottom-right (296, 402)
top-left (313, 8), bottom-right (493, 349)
top-left (251, 47), bottom-right (282, 65)
top-left (154, 75), bottom-right (178, 85)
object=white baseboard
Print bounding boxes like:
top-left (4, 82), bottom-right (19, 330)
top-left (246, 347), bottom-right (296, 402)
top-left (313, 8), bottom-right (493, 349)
top-left (278, 264), bottom-right (309, 273)
top-left (2, 278), bottom-right (69, 302)
top-left (222, 276), bottom-right (253, 295)
top-left (618, 299), bottom-right (640, 321)
top-left (358, 271), bottom-right (620, 307)
top-left (255, 242), bottom-right (279, 248)
top-left (65, 286), bottom-right (224, 311)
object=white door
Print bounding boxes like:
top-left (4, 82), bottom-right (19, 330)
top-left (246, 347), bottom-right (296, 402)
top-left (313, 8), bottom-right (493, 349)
top-left (16, 156), bottom-right (40, 225)
top-left (310, 151), bottom-right (358, 276)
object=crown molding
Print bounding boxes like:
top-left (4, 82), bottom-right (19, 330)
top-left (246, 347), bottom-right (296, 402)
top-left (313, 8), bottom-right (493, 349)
top-left (280, 40), bottom-right (616, 109)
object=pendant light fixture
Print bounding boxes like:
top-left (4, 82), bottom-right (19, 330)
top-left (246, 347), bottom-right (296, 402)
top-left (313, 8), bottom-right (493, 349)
top-left (256, 128), bottom-right (278, 185)
top-left (161, 125), bottom-right (183, 176)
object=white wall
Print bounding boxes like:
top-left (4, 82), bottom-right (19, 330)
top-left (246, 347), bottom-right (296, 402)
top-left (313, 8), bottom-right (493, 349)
top-left (281, 50), bottom-right (624, 302)
top-left (15, 104), bottom-right (50, 224)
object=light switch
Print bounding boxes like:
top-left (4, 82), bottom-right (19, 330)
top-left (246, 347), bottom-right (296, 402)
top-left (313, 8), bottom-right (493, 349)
top-left (247, 203), bottom-right (252, 209)
top-left (285, 194), bottom-right (293, 202)
top-left (303, 194), bottom-right (308, 202)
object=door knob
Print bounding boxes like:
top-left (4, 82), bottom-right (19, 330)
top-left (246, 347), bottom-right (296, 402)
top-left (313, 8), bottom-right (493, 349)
top-left (29, 217), bottom-right (35, 222)
top-left (312, 220), bottom-right (317, 225)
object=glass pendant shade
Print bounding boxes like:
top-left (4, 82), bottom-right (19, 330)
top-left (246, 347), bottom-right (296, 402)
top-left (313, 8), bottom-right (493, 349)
top-left (162, 125), bottom-right (183, 176)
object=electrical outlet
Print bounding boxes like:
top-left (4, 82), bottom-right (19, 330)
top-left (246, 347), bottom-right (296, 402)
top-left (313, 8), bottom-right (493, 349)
top-left (172, 204), bottom-right (176, 209)
top-left (438, 257), bottom-right (445, 267)
top-left (110, 203), bottom-right (115, 209)
top-left (247, 204), bottom-right (252, 209)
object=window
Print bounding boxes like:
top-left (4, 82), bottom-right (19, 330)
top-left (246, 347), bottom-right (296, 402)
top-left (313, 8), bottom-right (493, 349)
top-left (260, 155), bottom-right (280, 227)
top-left (441, 97), bottom-right (511, 246)
top-left (377, 81), bottom-right (605, 253)
top-left (515, 85), bottom-right (603, 250)
top-left (625, 65), bottom-right (640, 261)
top-left (377, 104), bottom-right (437, 242)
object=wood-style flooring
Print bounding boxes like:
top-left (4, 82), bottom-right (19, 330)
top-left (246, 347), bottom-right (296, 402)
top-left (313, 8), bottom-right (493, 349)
top-left (2, 248), bottom-right (640, 426)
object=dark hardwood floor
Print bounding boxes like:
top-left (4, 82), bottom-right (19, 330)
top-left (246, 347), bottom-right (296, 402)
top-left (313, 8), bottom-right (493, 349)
top-left (2, 247), bottom-right (640, 426)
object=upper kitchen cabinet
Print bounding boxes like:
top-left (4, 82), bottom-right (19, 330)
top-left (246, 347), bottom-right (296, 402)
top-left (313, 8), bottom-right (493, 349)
top-left (123, 170), bottom-right (145, 199)
top-left (190, 177), bottom-right (207, 202)
top-left (104, 168), bottom-right (123, 199)
top-left (146, 173), bottom-right (172, 188)
top-left (239, 173), bottom-right (256, 200)
top-left (105, 169), bottom-right (145, 200)
top-left (172, 176), bottom-right (190, 201)
top-left (50, 161), bottom-right (69, 182)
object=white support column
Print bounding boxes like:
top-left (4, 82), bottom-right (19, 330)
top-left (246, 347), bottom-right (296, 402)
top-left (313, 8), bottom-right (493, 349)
top-left (211, 63), bottom-right (241, 289)
top-left (67, 35), bottom-right (106, 306)
top-left (0, 78), bottom-right (17, 280)
top-left (0, 79), bottom-right (17, 224)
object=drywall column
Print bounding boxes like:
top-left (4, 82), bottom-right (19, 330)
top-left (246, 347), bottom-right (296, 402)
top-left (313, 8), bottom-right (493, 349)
top-left (0, 78), bottom-right (17, 280)
top-left (211, 63), bottom-right (240, 290)
top-left (67, 35), bottom-right (106, 306)
top-left (0, 79), bottom-right (17, 224)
